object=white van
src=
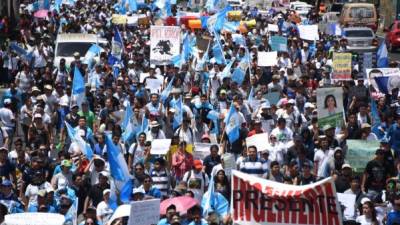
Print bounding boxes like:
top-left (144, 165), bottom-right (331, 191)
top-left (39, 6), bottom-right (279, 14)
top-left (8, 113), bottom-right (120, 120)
top-left (54, 33), bottom-right (108, 68)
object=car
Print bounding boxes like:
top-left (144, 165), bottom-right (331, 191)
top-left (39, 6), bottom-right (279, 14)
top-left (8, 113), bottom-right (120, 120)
top-left (341, 27), bottom-right (379, 53)
top-left (339, 3), bottom-right (378, 32)
top-left (289, 1), bottom-right (308, 10)
top-left (384, 20), bottom-right (400, 52)
top-left (328, 2), bottom-right (344, 16)
top-left (54, 33), bottom-right (108, 68)
top-left (227, 0), bottom-right (246, 7)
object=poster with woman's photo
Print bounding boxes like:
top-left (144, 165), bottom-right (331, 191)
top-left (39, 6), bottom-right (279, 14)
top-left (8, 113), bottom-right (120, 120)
top-left (317, 87), bottom-right (344, 128)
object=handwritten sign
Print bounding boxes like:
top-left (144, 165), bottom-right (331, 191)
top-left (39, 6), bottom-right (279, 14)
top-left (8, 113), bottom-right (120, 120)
top-left (332, 53), bottom-right (352, 80)
top-left (151, 139), bottom-right (172, 155)
top-left (128, 199), bottom-right (160, 225)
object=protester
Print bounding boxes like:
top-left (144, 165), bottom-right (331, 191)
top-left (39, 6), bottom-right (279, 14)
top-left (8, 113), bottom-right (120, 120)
top-left (1, 0), bottom-right (400, 224)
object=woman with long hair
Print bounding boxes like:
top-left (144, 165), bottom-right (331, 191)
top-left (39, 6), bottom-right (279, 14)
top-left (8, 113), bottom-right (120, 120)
top-left (356, 200), bottom-right (380, 225)
top-left (213, 169), bottom-right (230, 202)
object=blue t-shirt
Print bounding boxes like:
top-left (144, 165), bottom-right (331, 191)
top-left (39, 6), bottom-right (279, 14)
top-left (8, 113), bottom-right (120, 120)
top-left (387, 211), bottom-right (400, 225)
top-left (28, 203), bottom-right (56, 213)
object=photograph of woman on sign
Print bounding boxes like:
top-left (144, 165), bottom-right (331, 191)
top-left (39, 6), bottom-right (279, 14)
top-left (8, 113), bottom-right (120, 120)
top-left (324, 94), bottom-right (337, 115)
top-left (317, 87), bottom-right (344, 128)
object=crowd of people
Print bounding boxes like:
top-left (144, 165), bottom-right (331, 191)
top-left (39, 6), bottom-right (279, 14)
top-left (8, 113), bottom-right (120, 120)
top-left (0, 0), bottom-right (400, 225)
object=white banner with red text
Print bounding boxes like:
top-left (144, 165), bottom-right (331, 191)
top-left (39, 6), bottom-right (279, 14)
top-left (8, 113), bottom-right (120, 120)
top-left (231, 170), bottom-right (343, 225)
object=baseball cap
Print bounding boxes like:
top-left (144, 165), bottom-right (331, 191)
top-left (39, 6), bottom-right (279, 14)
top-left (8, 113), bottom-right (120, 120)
top-left (1, 179), bottom-right (12, 187)
top-left (322, 124), bottom-right (334, 131)
top-left (304, 102), bottom-right (315, 109)
top-left (132, 187), bottom-right (145, 195)
top-left (61, 159), bottom-right (72, 168)
top-left (37, 189), bottom-right (47, 197)
top-left (193, 160), bottom-right (203, 170)
top-left (34, 113), bottom-right (42, 119)
top-left (361, 197), bottom-right (371, 204)
top-left (103, 189), bottom-right (111, 195)
top-left (342, 164), bottom-right (352, 169)
top-left (3, 99), bottom-right (11, 105)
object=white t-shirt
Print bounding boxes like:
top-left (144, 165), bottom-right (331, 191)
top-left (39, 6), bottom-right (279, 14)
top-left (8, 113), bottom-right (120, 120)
top-left (25, 181), bottom-right (52, 207)
top-left (0, 107), bottom-right (15, 128)
top-left (128, 143), bottom-right (145, 167)
top-left (96, 200), bottom-right (114, 225)
top-left (355, 215), bottom-right (381, 225)
top-left (314, 149), bottom-right (334, 176)
top-left (270, 127), bottom-right (293, 144)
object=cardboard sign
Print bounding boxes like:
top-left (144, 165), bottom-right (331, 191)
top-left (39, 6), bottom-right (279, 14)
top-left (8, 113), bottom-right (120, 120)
top-left (257, 51), bottom-right (277, 67)
top-left (128, 199), bottom-right (160, 225)
top-left (232, 170), bottom-right (343, 225)
top-left (150, 139), bottom-right (172, 155)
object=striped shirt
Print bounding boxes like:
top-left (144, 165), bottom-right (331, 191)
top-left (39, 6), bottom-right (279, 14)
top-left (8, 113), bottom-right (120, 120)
top-left (150, 169), bottom-right (170, 196)
top-left (239, 157), bottom-right (269, 177)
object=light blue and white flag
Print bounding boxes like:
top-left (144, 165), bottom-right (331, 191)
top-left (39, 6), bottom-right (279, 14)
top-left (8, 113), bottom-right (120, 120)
top-left (224, 104), bottom-right (240, 143)
top-left (106, 135), bottom-right (133, 209)
top-left (112, 26), bottom-right (124, 60)
top-left (377, 42), bottom-right (389, 68)
top-left (71, 67), bottom-right (85, 108)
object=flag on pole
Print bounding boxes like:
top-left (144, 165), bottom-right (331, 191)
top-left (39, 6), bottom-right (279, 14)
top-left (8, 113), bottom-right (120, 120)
top-left (83, 44), bottom-right (101, 70)
top-left (160, 77), bottom-right (175, 103)
top-left (201, 176), bottom-right (229, 217)
top-left (71, 67), bottom-right (85, 108)
top-left (224, 104), bottom-right (240, 143)
top-left (112, 26), bottom-right (124, 60)
top-left (122, 101), bottom-right (135, 142)
top-left (172, 97), bottom-right (183, 130)
top-left (377, 42), bottom-right (389, 68)
top-left (106, 135), bottom-right (133, 209)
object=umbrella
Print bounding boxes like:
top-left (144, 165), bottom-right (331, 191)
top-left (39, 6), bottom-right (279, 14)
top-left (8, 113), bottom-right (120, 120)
top-left (34, 9), bottom-right (49, 18)
top-left (160, 196), bottom-right (199, 215)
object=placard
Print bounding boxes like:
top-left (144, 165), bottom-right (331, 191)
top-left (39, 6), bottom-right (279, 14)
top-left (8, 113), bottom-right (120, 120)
top-left (298, 24), bottom-right (319, 41)
top-left (267, 24), bottom-right (279, 32)
top-left (112, 14), bottom-right (127, 24)
top-left (145, 78), bottom-right (162, 93)
top-left (5, 213), bottom-right (65, 225)
top-left (128, 199), bottom-right (160, 225)
top-left (270, 36), bottom-right (288, 52)
top-left (332, 53), bottom-right (352, 80)
top-left (193, 143), bottom-right (218, 160)
top-left (346, 140), bottom-right (380, 172)
top-left (245, 133), bottom-right (270, 152)
top-left (366, 68), bottom-right (400, 94)
top-left (316, 87), bottom-right (344, 128)
top-left (196, 36), bottom-right (212, 52)
top-left (150, 26), bottom-right (181, 65)
top-left (337, 193), bottom-right (356, 221)
top-left (257, 51), bottom-right (277, 67)
top-left (151, 139), bottom-right (172, 155)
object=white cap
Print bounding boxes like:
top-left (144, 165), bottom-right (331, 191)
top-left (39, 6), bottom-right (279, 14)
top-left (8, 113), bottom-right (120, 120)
top-left (304, 102), bottom-right (315, 109)
top-left (34, 113), bottom-right (42, 119)
top-left (3, 99), bottom-right (11, 105)
top-left (103, 189), bottom-right (111, 195)
top-left (288, 99), bottom-right (296, 105)
top-left (261, 102), bottom-right (271, 109)
top-left (361, 197), bottom-right (371, 204)
top-left (132, 187), bottom-right (145, 195)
